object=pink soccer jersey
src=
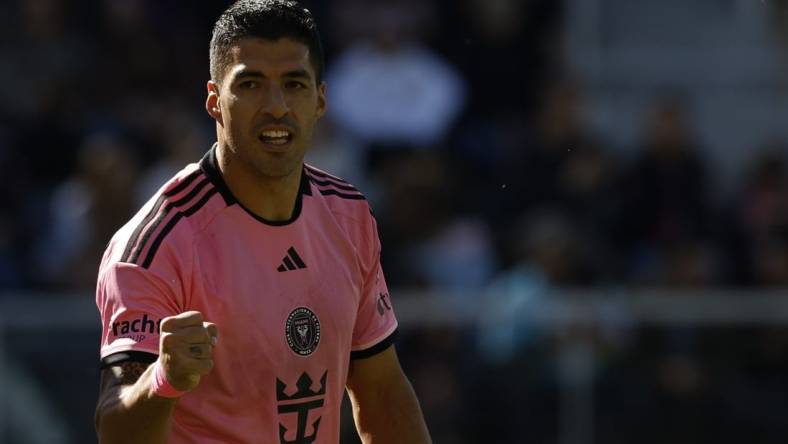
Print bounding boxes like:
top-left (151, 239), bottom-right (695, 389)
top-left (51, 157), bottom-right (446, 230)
top-left (96, 146), bottom-right (398, 444)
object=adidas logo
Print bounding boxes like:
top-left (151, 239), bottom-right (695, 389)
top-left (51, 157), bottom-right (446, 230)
top-left (277, 247), bottom-right (307, 272)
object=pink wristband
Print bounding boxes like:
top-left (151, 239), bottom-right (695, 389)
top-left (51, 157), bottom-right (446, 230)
top-left (151, 361), bottom-right (186, 398)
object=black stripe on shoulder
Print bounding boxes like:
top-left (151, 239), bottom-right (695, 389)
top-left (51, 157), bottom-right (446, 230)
top-left (100, 350), bottom-right (158, 369)
top-left (140, 187), bottom-right (218, 269)
top-left (121, 171), bottom-right (202, 262)
top-left (305, 173), bottom-right (359, 192)
top-left (166, 170), bottom-right (204, 197)
top-left (128, 177), bottom-right (211, 264)
top-left (351, 329), bottom-right (398, 360)
top-left (305, 165), bottom-right (350, 184)
top-left (318, 189), bottom-right (366, 200)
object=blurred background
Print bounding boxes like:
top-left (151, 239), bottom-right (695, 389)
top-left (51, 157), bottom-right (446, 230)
top-left (1, 0), bottom-right (788, 442)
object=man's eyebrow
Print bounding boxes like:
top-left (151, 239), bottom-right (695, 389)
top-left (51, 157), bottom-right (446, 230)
top-left (234, 70), bottom-right (264, 80)
top-left (283, 69), bottom-right (312, 80)
top-left (232, 69), bottom-right (312, 81)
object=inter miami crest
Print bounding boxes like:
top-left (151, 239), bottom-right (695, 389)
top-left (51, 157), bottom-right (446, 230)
top-left (285, 307), bottom-right (321, 356)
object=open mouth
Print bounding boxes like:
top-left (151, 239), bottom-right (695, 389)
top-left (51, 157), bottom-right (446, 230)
top-left (258, 129), bottom-right (293, 146)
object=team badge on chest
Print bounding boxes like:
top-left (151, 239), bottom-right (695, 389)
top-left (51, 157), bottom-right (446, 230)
top-left (285, 307), bottom-right (321, 356)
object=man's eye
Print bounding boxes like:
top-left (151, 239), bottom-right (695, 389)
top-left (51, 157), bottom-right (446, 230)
top-left (239, 80), bottom-right (259, 89)
top-left (286, 81), bottom-right (306, 89)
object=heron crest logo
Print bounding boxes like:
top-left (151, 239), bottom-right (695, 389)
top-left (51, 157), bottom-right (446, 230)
top-left (285, 307), bottom-right (321, 356)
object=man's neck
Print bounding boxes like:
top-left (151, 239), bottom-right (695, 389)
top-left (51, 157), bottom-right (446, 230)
top-left (216, 146), bottom-right (302, 222)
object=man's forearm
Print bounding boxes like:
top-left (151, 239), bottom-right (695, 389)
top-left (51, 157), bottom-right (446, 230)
top-left (96, 363), bottom-right (178, 444)
top-left (353, 377), bottom-right (432, 444)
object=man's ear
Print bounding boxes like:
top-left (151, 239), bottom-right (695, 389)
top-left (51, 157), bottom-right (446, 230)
top-left (316, 81), bottom-right (327, 119)
top-left (206, 80), bottom-right (223, 125)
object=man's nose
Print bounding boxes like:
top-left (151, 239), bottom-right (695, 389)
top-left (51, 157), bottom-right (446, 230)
top-left (263, 86), bottom-right (290, 119)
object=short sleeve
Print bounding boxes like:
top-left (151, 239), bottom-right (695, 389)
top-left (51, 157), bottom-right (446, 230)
top-left (96, 261), bottom-right (184, 360)
top-left (350, 213), bottom-right (398, 359)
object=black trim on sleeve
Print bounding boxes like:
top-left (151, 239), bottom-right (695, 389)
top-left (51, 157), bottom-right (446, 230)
top-left (350, 329), bottom-right (398, 360)
top-left (100, 351), bottom-right (158, 369)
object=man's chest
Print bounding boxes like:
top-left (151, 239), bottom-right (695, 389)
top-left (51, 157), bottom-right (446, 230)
top-left (189, 220), bottom-right (362, 366)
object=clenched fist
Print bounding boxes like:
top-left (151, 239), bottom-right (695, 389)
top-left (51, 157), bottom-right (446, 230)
top-left (158, 311), bottom-right (218, 392)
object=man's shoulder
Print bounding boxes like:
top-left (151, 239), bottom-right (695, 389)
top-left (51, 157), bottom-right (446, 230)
top-left (104, 163), bottom-right (226, 270)
top-left (303, 164), bottom-right (373, 221)
top-left (301, 164), bottom-right (381, 254)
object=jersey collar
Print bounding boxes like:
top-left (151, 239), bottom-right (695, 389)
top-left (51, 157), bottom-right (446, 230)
top-left (199, 144), bottom-right (311, 226)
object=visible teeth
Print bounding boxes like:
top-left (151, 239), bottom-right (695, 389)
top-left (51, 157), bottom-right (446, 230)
top-left (261, 130), bottom-right (290, 138)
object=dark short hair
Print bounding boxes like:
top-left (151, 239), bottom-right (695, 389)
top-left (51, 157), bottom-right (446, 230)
top-left (209, 0), bottom-right (324, 85)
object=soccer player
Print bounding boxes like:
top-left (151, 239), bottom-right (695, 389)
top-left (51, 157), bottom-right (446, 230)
top-left (93, 1), bottom-right (433, 443)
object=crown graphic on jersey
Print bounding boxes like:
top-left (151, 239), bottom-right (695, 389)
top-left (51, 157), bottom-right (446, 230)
top-left (276, 371), bottom-right (328, 401)
top-left (277, 247), bottom-right (307, 272)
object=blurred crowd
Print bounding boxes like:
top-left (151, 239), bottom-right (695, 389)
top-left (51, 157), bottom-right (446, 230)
top-left (1, 0), bottom-right (786, 293)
